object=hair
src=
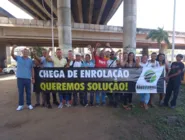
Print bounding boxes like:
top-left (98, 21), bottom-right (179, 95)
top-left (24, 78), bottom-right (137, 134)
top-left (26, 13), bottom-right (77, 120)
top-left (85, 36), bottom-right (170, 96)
top-left (86, 54), bottom-right (91, 58)
top-left (156, 53), bottom-right (165, 65)
top-left (127, 52), bottom-right (136, 63)
top-left (177, 54), bottom-right (183, 59)
top-left (56, 48), bottom-right (61, 51)
top-left (141, 54), bottom-right (148, 59)
top-left (68, 50), bottom-right (73, 53)
top-left (151, 52), bottom-right (157, 55)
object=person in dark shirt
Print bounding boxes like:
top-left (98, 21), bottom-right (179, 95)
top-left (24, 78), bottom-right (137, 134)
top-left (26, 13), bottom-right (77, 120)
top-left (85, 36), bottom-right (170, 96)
top-left (163, 54), bottom-right (184, 108)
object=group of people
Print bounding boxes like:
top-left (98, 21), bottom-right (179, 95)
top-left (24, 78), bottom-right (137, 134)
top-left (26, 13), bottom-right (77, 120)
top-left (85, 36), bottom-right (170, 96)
top-left (11, 43), bottom-right (184, 111)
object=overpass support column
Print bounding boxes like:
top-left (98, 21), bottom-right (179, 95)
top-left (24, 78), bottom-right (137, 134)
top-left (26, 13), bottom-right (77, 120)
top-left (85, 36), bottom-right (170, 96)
top-left (0, 47), bottom-right (6, 69)
top-left (57, 0), bottom-right (72, 57)
top-left (142, 47), bottom-right (149, 56)
top-left (123, 0), bottom-right (137, 54)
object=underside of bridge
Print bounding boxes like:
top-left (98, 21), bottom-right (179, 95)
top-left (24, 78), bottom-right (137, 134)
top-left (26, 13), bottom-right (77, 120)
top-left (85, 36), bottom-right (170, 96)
top-left (9, 0), bottom-right (122, 24)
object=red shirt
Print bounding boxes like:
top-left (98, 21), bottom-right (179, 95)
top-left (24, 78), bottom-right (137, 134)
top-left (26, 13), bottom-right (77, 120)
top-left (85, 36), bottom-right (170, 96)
top-left (95, 55), bottom-right (107, 68)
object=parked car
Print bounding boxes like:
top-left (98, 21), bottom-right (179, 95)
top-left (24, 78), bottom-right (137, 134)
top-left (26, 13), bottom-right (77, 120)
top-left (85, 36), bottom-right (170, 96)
top-left (2, 66), bottom-right (17, 74)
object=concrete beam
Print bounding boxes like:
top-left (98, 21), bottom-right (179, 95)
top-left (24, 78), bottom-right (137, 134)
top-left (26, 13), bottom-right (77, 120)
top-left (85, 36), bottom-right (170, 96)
top-left (89, 0), bottom-right (94, 23)
top-left (104, 0), bottom-right (123, 24)
top-left (77, 0), bottom-right (83, 23)
top-left (32, 0), bottom-right (51, 19)
top-left (20, 0), bottom-right (47, 20)
top-left (96, 0), bottom-right (107, 24)
top-left (44, 0), bottom-right (57, 16)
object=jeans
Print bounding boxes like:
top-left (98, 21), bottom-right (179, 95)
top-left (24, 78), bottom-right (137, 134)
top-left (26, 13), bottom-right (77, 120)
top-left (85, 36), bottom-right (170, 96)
top-left (164, 80), bottom-right (180, 107)
top-left (90, 93), bottom-right (94, 105)
top-left (96, 92), bottom-right (106, 104)
top-left (79, 92), bottom-right (88, 105)
top-left (17, 78), bottom-right (31, 106)
top-left (73, 93), bottom-right (78, 105)
top-left (140, 93), bottom-right (150, 104)
top-left (59, 93), bottom-right (69, 103)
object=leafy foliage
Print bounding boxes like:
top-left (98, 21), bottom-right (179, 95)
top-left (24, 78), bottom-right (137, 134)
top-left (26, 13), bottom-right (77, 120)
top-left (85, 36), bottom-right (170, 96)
top-left (146, 27), bottom-right (171, 49)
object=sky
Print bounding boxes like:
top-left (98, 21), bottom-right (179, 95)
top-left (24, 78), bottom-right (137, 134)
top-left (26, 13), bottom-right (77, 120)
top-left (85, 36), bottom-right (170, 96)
top-left (0, 0), bottom-right (185, 32)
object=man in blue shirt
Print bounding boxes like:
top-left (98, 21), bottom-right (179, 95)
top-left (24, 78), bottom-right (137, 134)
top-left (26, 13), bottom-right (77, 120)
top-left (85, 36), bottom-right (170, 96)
top-left (81, 52), bottom-right (95, 106)
top-left (11, 45), bottom-right (34, 111)
top-left (33, 49), bottom-right (59, 108)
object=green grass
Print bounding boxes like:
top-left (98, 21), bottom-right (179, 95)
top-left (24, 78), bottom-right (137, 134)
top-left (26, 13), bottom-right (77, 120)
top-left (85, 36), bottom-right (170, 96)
top-left (114, 86), bottom-right (185, 140)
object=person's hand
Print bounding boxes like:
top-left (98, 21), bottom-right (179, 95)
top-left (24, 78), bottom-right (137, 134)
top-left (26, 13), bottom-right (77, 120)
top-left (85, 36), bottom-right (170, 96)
top-left (12, 45), bottom-right (17, 49)
top-left (32, 50), bottom-right (37, 56)
top-left (49, 48), bottom-right (52, 51)
top-left (164, 76), bottom-right (169, 82)
top-left (106, 43), bottom-right (110, 47)
top-left (32, 78), bottom-right (35, 84)
top-left (96, 43), bottom-right (101, 48)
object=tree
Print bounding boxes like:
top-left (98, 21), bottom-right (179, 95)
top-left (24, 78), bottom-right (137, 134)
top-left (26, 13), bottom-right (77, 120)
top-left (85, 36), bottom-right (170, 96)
top-left (30, 46), bottom-right (43, 59)
top-left (146, 27), bottom-right (171, 53)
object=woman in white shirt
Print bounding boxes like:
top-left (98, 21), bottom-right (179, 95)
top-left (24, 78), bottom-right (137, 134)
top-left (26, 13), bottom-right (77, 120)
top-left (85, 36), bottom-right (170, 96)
top-left (156, 53), bottom-right (169, 105)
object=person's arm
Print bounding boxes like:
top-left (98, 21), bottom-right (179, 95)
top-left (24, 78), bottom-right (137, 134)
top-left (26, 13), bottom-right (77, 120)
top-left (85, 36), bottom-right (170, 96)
top-left (46, 48), bottom-right (53, 62)
top-left (106, 43), bottom-right (113, 52)
top-left (11, 45), bottom-right (17, 60)
top-left (93, 43), bottom-right (101, 57)
top-left (135, 57), bottom-right (141, 68)
top-left (32, 51), bottom-right (41, 63)
top-left (88, 45), bottom-right (94, 60)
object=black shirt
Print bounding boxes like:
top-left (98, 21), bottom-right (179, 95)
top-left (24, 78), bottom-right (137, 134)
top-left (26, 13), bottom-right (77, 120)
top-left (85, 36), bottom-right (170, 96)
top-left (169, 62), bottom-right (184, 82)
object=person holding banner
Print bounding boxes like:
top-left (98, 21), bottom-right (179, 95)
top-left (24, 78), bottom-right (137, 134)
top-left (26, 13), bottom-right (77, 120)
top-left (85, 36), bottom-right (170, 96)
top-left (65, 50), bottom-right (74, 106)
top-left (147, 52), bottom-right (160, 107)
top-left (81, 49), bottom-right (95, 106)
top-left (94, 43), bottom-right (107, 106)
top-left (70, 53), bottom-right (84, 106)
top-left (156, 53), bottom-right (169, 105)
top-left (46, 48), bottom-right (67, 109)
top-left (11, 45), bottom-right (34, 111)
top-left (123, 52), bottom-right (140, 110)
top-left (106, 51), bottom-right (119, 108)
top-left (139, 54), bottom-right (150, 110)
top-left (33, 49), bottom-right (59, 109)
top-left (163, 54), bottom-right (184, 108)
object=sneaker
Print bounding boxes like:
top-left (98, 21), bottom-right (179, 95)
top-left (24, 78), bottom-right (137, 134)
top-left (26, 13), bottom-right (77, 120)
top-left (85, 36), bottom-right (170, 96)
top-left (16, 105), bottom-right (24, 111)
top-left (85, 104), bottom-right (88, 107)
top-left (170, 106), bottom-right (176, 109)
top-left (47, 104), bottom-right (52, 109)
top-left (58, 103), bottom-right (63, 109)
top-left (65, 103), bottom-right (71, 108)
top-left (28, 105), bottom-right (33, 110)
top-left (159, 101), bottom-right (164, 106)
top-left (34, 103), bottom-right (40, 107)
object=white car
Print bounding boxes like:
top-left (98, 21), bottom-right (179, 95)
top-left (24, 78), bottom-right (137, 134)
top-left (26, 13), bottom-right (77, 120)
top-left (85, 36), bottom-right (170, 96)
top-left (2, 66), bottom-right (17, 74)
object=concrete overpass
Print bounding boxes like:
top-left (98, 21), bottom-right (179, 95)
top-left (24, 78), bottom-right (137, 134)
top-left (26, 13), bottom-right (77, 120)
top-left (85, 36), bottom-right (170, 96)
top-left (9, 0), bottom-right (122, 24)
top-left (0, 18), bottom-right (185, 49)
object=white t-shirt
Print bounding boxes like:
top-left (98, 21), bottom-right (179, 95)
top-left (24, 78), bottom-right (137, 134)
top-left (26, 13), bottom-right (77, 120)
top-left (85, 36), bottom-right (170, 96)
top-left (107, 59), bottom-right (117, 67)
top-left (70, 61), bottom-right (82, 67)
top-left (146, 60), bottom-right (160, 67)
top-left (140, 62), bottom-right (148, 68)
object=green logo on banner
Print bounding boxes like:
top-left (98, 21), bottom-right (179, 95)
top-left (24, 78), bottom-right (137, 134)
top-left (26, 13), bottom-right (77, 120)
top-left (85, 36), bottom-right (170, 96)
top-left (144, 70), bottom-right (156, 83)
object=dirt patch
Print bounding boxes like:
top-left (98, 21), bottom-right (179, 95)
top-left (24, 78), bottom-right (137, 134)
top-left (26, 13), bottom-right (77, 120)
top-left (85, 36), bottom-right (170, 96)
top-left (0, 76), bottom-right (158, 140)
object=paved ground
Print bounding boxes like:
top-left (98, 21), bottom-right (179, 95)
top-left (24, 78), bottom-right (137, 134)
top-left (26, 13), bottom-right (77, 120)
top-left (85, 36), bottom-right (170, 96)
top-left (0, 75), bottom-right (161, 140)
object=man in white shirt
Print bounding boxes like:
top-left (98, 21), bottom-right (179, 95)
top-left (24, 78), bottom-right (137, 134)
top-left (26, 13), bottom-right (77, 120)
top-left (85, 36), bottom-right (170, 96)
top-left (107, 51), bottom-right (119, 108)
top-left (147, 52), bottom-right (160, 107)
top-left (70, 53), bottom-right (83, 106)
